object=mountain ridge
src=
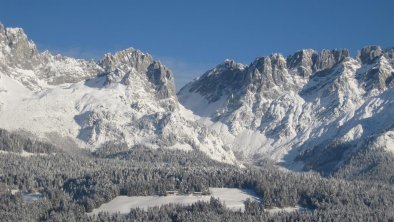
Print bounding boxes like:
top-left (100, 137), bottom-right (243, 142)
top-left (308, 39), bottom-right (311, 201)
top-left (1, 21), bottom-right (393, 174)
top-left (178, 44), bottom-right (394, 172)
top-left (0, 22), bottom-right (238, 165)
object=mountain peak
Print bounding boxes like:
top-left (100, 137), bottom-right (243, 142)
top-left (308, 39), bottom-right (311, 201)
top-left (102, 47), bottom-right (153, 62)
top-left (0, 22), bottom-right (104, 89)
top-left (0, 22), bottom-right (237, 165)
top-left (217, 59), bottom-right (246, 71)
top-left (98, 47), bottom-right (176, 99)
top-left (99, 47), bottom-right (154, 74)
top-left (0, 23), bottom-right (41, 77)
top-left (0, 22), bottom-right (175, 99)
top-left (178, 45), bottom-right (394, 166)
top-left (286, 48), bottom-right (350, 77)
top-left (313, 48), bottom-right (349, 71)
top-left (358, 45), bottom-right (383, 64)
top-left (286, 49), bottom-right (317, 77)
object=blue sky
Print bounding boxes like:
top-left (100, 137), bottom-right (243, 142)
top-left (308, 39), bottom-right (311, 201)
top-left (0, 0), bottom-right (393, 88)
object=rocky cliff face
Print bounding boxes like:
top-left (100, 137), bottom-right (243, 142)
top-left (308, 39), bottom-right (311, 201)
top-left (0, 23), bottom-right (102, 90)
top-left (98, 48), bottom-right (176, 100)
top-left (178, 45), bottom-right (394, 170)
top-left (0, 22), bottom-right (238, 165)
top-left (1, 21), bottom-right (393, 170)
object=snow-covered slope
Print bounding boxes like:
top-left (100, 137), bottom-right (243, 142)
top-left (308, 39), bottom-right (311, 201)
top-left (0, 22), bottom-right (238, 164)
top-left (1, 21), bottom-right (392, 170)
top-left (0, 23), bottom-right (102, 90)
top-left (178, 46), bottom-right (394, 169)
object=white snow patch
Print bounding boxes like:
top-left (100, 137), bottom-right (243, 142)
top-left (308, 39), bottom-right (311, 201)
top-left (167, 143), bottom-right (193, 151)
top-left (265, 205), bottom-right (306, 214)
top-left (0, 150), bottom-right (48, 157)
top-left (22, 192), bottom-right (45, 202)
top-left (0, 67), bottom-right (239, 165)
top-left (340, 124), bottom-right (364, 142)
top-left (373, 130), bottom-right (394, 153)
top-left (9, 189), bottom-right (45, 202)
top-left (178, 84), bottom-right (228, 117)
top-left (88, 188), bottom-right (261, 215)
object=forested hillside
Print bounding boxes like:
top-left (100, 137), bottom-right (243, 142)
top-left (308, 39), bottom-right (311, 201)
top-left (0, 129), bottom-right (393, 221)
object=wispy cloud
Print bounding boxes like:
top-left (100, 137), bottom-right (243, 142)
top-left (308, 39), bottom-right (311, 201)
top-left (50, 47), bottom-right (104, 60)
top-left (36, 43), bottom-right (213, 90)
top-left (36, 43), bottom-right (105, 60)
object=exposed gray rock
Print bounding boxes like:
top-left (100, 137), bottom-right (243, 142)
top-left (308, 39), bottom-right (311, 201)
top-left (99, 48), bottom-right (154, 76)
top-left (358, 45), bottom-right (383, 64)
top-left (0, 26), bottom-right (41, 69)
top-left (384, 47), bottom-right (394, 59)
top-left (98, 48), bottom-right (176, 99)
top-left (178, 45), bottom-right (394, 170)
top-left (0, 22), bottom-right (238, 165)
top-left (358, 56), bottom-right (394, 91)
top-left (314, 49), bottom-right (349, 71)
top-left (286, 48), bottom-right (350, 78)
top-left (247, 53), bottom-right (288, 89)
top-left (147, 61), bottom-right (176, 99)
top-left (180, 59), bottom-right (246, 104)
top-left (0, 23), bottom-right (176, 99)
top-left (0, 23), bottom-right (102, 88)
top-left (286, 49), bottom-right (317, 77)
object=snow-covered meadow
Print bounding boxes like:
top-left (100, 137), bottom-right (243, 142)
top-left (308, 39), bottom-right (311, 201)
top-left (89, 188), bottom-right (261, 215)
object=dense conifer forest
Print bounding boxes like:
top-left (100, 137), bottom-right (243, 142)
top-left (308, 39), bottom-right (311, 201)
top-left (0, 129), bottom-right (393, 221)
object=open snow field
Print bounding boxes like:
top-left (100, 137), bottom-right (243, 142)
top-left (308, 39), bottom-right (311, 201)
top-left (89, 188), bottom-right (261, 215)
top-left (265, 206), bottom-right (305, 214)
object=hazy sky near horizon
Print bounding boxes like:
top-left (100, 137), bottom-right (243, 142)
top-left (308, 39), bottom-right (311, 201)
top-left (1, 0), bottom-right (393, 88)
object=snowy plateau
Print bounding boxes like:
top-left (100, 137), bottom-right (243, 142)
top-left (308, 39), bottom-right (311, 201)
top-left (1, 22), bottom-right (394, 172)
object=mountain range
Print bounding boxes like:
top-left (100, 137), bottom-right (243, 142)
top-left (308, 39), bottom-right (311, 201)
top-left (1, 22), bottom-right (393, 175)
top-left (0, 22), bottom-right (237, 164)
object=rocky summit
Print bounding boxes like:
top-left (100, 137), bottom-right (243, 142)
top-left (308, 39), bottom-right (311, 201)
top-left (178, 45), bottom-right (394, 172)
top-left (0, 22), bottom-right (237, 165)
top-left (1, 21), bottom-right (394, 174)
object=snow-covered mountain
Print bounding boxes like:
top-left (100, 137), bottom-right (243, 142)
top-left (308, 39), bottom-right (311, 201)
top-left (178, 46), bottom-right (394, 171)
top-left (1, 21), bottom-right (393, 172)
top-left (0, 22), bottom-right (238, 164)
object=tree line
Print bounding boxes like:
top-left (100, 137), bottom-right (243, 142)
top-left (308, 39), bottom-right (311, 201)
top-left (0, 129), bottom-right (393, 221)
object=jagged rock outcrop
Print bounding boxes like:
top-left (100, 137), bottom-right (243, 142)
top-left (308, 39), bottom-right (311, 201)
top-left (286, 48), bottom-right (350, 77)
top-left (0, 26), bottom-right (40, 68)
top-left (246, 54), bottom-right (288, 89)
top-left (0, 23), bottom-right (102, 90)
top-left (0, 22), bottom-right (238, 165)
top-left (39, 52), bottom-right (102, 85)
top-left (358, 45), bottom-right (383, 64)
top-left (314, 48), bottom-right (350, 71)
top-left (1, 21), bottom-right (393, 170)
top-left (384, 47), bottom-right (394, 59)
top-left (286, 49), bottom-right (316, 78)
top-left (355, 46), bottom-right (394, 92)
top-left (98, 48), bottom-right (176, 99)
top-left (178, 45), bottom-right (394, 170)
top-left (187, 59), bottom-right (246, 103)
